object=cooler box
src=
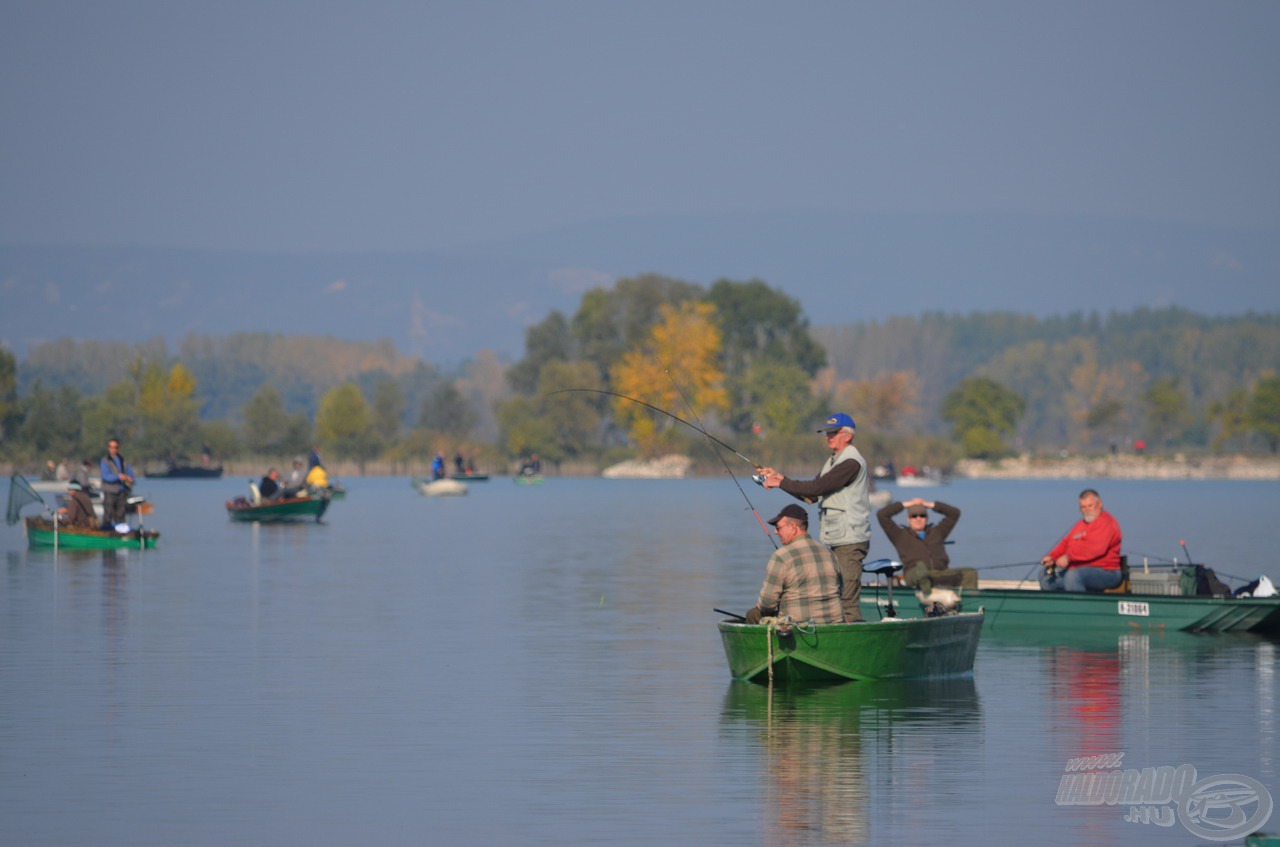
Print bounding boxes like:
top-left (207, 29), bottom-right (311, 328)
top-left (1128, 570), bottom-right (1183, 596)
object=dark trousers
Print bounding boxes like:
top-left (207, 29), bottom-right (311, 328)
top-left (102, 490), bottom-right (128, 526)
top-left (834, 542), bottom-right (870, 622)
top-left (903, 562), bottom-right (979, 594)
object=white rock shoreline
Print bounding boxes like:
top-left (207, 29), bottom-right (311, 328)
top-left (955, 454), bottom-right (1280, 480)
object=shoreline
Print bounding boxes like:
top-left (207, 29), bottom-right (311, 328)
top-left (7, 453), bottom-right (1280, 482)
top-left (955, 454), bottom-right (1280, 481)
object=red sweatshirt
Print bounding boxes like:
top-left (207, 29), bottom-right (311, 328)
top-left (1048, 510), bottom-right (1122, 570)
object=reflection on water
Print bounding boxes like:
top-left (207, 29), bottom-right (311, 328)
top-left (2, 478), bottom-right (1278, 846)
top-left (720, 679), bottom-right (981, 846)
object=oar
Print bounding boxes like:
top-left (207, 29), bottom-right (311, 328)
top-left (714, 607), bottom-right (746, 622)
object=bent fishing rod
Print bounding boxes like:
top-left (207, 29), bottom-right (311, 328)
top-left (658, 365), bottom-right (777, 549)
top-left (549, 386), bottom-right (777, 547)
top-left (547, 388), bottom-right (762, 470)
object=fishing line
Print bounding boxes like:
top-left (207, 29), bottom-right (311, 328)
top-left (657, 363), bottom-right (777, 550)
top-left (548, 388), bottom-right (759, 468)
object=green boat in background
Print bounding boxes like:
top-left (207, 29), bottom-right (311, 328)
top-left (225, 492), bottom-right (330, 523)
top-left (24, 516), bottom-right (159, 550)
top-left (717, 612), bottom-right (984, 685)
top-left (861, 581), bottom-right (1280, 634)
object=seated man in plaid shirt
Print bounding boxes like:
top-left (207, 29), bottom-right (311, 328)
top-left (745, 503), bottom-right (845, 624)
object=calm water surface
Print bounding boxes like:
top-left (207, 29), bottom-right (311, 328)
top-left (2, 477), bottom-right (1277, 846)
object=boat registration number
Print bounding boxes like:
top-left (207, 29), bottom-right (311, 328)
top-left (1118, 601), bottom-right (1150, 617)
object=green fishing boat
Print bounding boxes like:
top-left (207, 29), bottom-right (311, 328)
top-left (24, 516), bottom-right (159, 550)
top-left (225, 493), bottom-right (330, 523)
top-left (860, 582), bottom-right (1280, 634)
top-left (717, 612), bottom-right (984, 685)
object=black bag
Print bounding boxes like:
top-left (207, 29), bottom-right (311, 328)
top-left (1182, 564), bottom-right (1230, 596)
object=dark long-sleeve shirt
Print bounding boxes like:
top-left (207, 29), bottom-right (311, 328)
top-left (779, 459), bottom-right (863, 503)
top-left (877, 500), bottom-right (961, 570)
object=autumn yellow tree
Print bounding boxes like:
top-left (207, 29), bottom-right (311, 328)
top-left (610, 301), bottom-right (728, 454)
top-left (129, 362), bottom-right (203, 461)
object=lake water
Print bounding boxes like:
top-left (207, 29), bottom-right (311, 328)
top-left (2, 476), bottom-right (1277, 846)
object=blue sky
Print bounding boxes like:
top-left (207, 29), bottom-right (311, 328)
top-left (3, 1), bottom-right (1277, 255)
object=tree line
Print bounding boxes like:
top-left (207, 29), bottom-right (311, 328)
top-left (3, 282), bottom-right (1279, 473)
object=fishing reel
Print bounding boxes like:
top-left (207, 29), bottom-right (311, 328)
top-left (751, 472), bottom-right (767, 487)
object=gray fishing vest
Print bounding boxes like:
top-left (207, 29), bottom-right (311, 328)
top-left (817, 443), bottom-right (871, 547)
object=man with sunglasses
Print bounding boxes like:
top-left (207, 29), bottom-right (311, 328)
top-left (877, 497), bottom-right (976, 596)
top-left (758, 413), bottom-right (872, 622)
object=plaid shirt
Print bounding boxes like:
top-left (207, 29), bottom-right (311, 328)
top-left (757, 534), bottom-right (844, 623)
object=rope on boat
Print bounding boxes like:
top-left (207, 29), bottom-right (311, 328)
top-left (757, 615), bottom-right (797, 688)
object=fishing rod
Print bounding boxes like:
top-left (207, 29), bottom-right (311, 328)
top-left (973, 560), bottom-right (1045, 571)
top-left (547, 388), bottom-right (760, 469)
top-left (657, 364), bottom-right (777, 549)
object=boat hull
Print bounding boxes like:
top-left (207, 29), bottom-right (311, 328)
top-left (861, 586), bottom-right (1280, 634)
top-left (226, 495), bottom-right (329, 523)
top-left (24, 517), bottom-right (159, 550)
top-left (718, 612), bottom-right (983, 685)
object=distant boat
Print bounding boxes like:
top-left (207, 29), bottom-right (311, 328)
top-left (451, 473), bottom-right (490, 481)
top-left (145, 464), bottom-right (223, 479)
top-left (514, 474), bottom-right (544, 486)
top-left (226, 492), bottom-right (330, 523)
top-left (414, 478), bottom-right (468, 497)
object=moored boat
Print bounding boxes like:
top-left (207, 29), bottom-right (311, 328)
top-left (861, 579), bottom-right (1280, 634)
top-left (226, 492), bottom-right (330, 523)
top-left (144, 464), bottom-right (224, 479)
top-left (24, 516), bottom-right (159, 550)
top-left (717, 612), bottom-right (984, 684)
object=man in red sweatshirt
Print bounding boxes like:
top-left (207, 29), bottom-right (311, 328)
top-left (1039, 488), bottom-right (1123, 592)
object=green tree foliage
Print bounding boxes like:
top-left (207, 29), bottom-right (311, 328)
top-left (315, 383), bottom-right (378, 465)
top-left (1209, 388), bottom-right (1250, 451)
top-left (244, 385), bottom-right (294, 455)
top-left (134, 362), bottom-right (203, 462)
top-left (942, 377), bottom-right (1026, 458)
top-left (418, 381), bottom-right (477, 438)
top-left (507, 311), bottom-right (573, 394)
top-left (1248, 376), bottom-right (1280, 453)
top-left (371, 378), bottom-right (406, 447)
top-left (15, 382), bottom-right (84, 461)
top-left (0, 347), bottom-right (20, 446)
top-left (739, 360), bottom-right (823, 437)
top-left (1143, 376), bottom-right (1189, 448)
top-left (496, 361), bottom-right (605, 463)
top-left (707, 279), bottom-right (827, 433)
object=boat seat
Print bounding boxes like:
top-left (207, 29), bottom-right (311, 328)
top-left (865, 558), bottom-right (904, 577)
top-left (248, 481), bottom-right (262, 506)
top-left (1103, 556), bottom-right (1130, 594)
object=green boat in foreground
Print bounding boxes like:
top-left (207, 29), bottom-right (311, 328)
top-left (225, 492), bottom-right (330, 523)
top-left (25, 516), bottom-right (159, 550)
top-left (718, 612), bottom-right (984, 685)
top-left (860, 582), bottom-right (1280, 634)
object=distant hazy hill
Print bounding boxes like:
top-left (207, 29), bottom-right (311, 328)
top-left (4, 211), bottom-right (1277, 363)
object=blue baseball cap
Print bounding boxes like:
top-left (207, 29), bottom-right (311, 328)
top-left (817, 413), bottom-right (856, 433)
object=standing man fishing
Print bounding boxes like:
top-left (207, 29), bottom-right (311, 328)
top-left (99, 437), bottom-right (135, 529)
top-left (758, 413), bottom-right (873, 623)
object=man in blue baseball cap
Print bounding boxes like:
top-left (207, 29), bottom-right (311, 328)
top-left (758, 412), bottom-right (873, 622)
